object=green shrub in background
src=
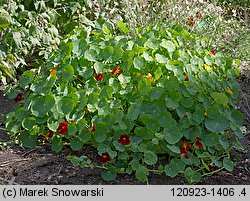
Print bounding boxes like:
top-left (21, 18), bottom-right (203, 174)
top-left (0, 0), bottom-right (249, 85)
top-left (5, 19), bottom-right (244, 183)
top-left (0, 0), bottom-right (97, 84)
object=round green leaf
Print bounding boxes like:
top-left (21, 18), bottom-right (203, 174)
top-left (70, 137), bottom-right (83, 151)
top-left (211, 92), bottom-right (229, 107)
top-left (85, 49), bottom-right (97, 61)
top-left (133, 56), bottom-right (145, 70)
top-left (78, 129), bottom-right (91, 143)
top-left (51, 137), bottom-right (63, 153)
top-left (231, 109), bottom-right (244, 126)
top-left (135, 166), bottom-right (149, 183)
top-left (204, 133), bottom-right (220, 147)
top-left (130, 159), bottom-right (141, 170)
top-left (205, 116), bottom-right (229, 132)
top-left (149, 87), bottom-right (164, 101)
top-left (155, 53), bottom-right (168, 63)
top-left (68, 123), bottom-right (78, 136)
top-left (138, 78), bottom-right (151, 96)
top-left (118, 74), bottom-right (131, 84)
top-left (165, 158), bottom-right (185, 178)
top-left (207, 105), bottom-right (219, 119)
top-left (223, 158), bottom-right (234, 172)
top-left (59, 65), bottom-right (74, 82)
top-left (163, 126), bottom-right (182, 144)
top-left (144, 150), bottom-right (158, 165)
top-left (167, 144), bottom-right (181, 154)
top-left (19, 131), bottom-right (37, 148)
top-left (157, 111), bottom-right (175, 128)
top-left (19, 71), bottom-right (35, 88)
top-left (127, 103), bottom-right (141, 121)
top-left (219, 135), bottom-right (229, 150)
top-left (101, 167), bottom-right (117, 181)
top-left (164, 75), bottom-right (179, 92)
top-left (144, 38), bottom-right (159, 50)
top-left (180, 97), bottom-right (194, 108)
top-left (160, 39), bottom-right (176, 52)
top-left (31, 94), bottom-right (55, 117)
top-left (184, 167), bottom-right (201, 184)
top-left (22, 117), bottom-right (36, 130)
top-left (58, 97), bottom-right (75, 115)
top-left (47, 117), bottom-right (59, 132)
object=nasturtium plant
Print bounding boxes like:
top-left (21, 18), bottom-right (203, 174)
top-left (5, 19), bottom-right (243, 184)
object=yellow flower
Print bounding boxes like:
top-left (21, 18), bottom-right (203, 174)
top-left (49, 67), bottom-right (57, 76)
top-left (227, 87), bottom-right (233, 95)
top-left (146, 73), bottom-right (156, 83)
top-left (204, 64), bottom-right (213, 71)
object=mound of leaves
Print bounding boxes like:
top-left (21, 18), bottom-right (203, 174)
top-left (5, 19), bottom-right (244, 183)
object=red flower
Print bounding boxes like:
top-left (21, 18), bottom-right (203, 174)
top-left (196, 12), bottom-right (202, 19)
top-left (112, 67), bottom-right (122, 76)
top-left (118, 134), bottom-right (131, 145)
top-left (89, 123), bottom-right (95, 132)
top-left (194, 137), bottom-right (204, 150)
top-left (95, 73), bottom-right (104, 82)
top-left (186, 17), bottom-right (195, 26)
top-left (208, 164), bottom-right (217, 172)
top-left (98, 152), bottom-right (111, 163)
top-left (180, 139), bottom-right (191, 159)
top-left (211, 50), bottom-right (216, 56)
top-left (48, 130), bottom-right (53, 139)
top-left (57, 121), bottom-right (68, 134)
top-left (185, 75), bottom-right (189, 81)
top-left (180, 140), bottom-right (191, 153)
top-left (14, 92), bottom-right (23, 103)
top-left (181, 152), bottom-right (189, 159)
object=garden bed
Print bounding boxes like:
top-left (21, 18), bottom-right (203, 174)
top-left (0, 70), bottom-right (249, 185)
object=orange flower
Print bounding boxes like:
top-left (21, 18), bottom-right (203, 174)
top-left (194, 137), bottom-right (203, 150)
top-left (180, 140), bottom-right (191, 153)
top-left (181, 152), bottom-right (189, 159)
top-left (112, 67), bottom-right (122, 76)
top-left (89, 123), bottom-right (95, 132)
top-left (146, 73), bottom-right (156, 83)
top-left (227, 87), bottom-right (233, 95)
top-left (49, 67), bottom-right (57, 76)
top-left (180, 139), bottom-right (191, 159)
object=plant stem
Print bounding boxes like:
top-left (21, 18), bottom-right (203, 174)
top-left (201, 167), bottom-right (224, 177)
top-left (148, 169), bottom-right (163, 174)
top-left (95, 165), bottom-right (108, 170)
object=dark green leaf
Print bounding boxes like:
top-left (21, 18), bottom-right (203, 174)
top-left (135, 166), bottom-right (149, 183)
top-left (101, 167), bottom-right (117, 181)
top-left (70, 137), bottom-right (83, 151)
top-left (31, 94), bottom-right (55, 117)
top-left (144, 150), bottom-right (158, 165)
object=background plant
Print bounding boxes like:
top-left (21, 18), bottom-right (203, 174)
top-left (1, 0), bottom-right (249, 85)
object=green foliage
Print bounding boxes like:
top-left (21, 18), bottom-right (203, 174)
top-left (5, 19), bottom-right (243, 184)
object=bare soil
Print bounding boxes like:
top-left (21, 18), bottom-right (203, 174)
top-left (0, 71), bottom-right (249, 185)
